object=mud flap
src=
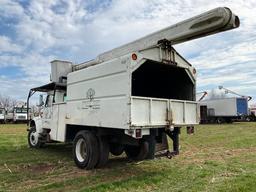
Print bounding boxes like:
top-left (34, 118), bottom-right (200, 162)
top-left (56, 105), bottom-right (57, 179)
top-left (154, 127), bottom-right (181, 158)
top-left (154, 132), bottom-right (169, 157)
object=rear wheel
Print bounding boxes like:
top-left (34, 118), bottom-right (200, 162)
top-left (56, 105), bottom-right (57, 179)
top-left (28, 127), bottom-right (43, 148)
top-left (125, 141), bottom-right (149, 161)
top-left (96, 136), bottom-right (109, 168)
top-left (226, 118), bottom-right (233, 123)
top-left (145, 136), bottom-right (156, 159)
top-left (73, 131), bottom-right (99, 170)
top-left (110, 143), bottom-right (124, 156)
top-left (216, 117), bottom-right (225, 124)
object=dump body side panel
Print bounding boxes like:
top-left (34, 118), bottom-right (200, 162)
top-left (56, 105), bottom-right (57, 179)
top-left (66, 57), bottom-right (130, 129)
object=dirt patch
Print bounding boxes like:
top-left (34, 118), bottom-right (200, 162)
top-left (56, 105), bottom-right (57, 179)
top-left (18, 163), bottom-right (56, 174)
top-left (0, 125), bottom-right (27, 134)
top-left (210, 172), bottom-right (239, 183)
top-left (223, 148), bottom-right (256, 156)
top-left (10, 164), bottom-right (90, 191)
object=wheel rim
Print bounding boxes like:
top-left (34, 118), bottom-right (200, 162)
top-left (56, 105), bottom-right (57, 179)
top-left (30, 130), bottom-right (38, 146)
top-left (76, 138), bottom-right (87, 162)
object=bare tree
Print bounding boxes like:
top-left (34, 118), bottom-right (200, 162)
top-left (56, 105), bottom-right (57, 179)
top-left (0, 94), bottom-right (17, 111)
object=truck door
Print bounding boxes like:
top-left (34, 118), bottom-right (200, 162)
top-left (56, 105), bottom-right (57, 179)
top-left (51, 104), bottom-right (59, 140)
top-left (42, 94), bottom-right (58, 140)
top-left (42, 95), bottom-right (53, 129)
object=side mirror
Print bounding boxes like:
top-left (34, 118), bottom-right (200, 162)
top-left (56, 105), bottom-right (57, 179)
top-left (39, 95), bottom-right (44, 106)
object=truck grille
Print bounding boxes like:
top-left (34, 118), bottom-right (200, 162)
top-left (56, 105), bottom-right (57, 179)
top-left (18, 116), bottom-right (26, 119)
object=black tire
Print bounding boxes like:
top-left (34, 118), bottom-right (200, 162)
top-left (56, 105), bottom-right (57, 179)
top-left (28, 127), bottom-right (43, 148)
top-left (226, 118), bottom-right (233, 123)
top-left (96, 136), bottom-right (109, 168)
top-left (125, 141), bottom-right (149, 161)
top-left (216, 117), bottom-right (225, 124)
top-left (145, 136), bottom-right (156, 159)
top-left (110, 143), bottom-right (124, 156)
top-left (73, 131), bottom-right (99, 170)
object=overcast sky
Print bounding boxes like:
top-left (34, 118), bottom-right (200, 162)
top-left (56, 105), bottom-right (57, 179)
top-left (0, 0), bottom-right (255, 104)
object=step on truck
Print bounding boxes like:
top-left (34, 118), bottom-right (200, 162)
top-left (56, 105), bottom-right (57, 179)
top-left (27, 7), bottom-right (239, 169)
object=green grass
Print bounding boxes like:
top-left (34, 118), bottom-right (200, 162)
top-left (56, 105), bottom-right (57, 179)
top-left (0, 122), bottom-right (255, 192)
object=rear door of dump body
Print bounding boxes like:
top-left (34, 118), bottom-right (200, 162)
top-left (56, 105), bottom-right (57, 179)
top-left (130, 96), bottom-right (199, 127)
top-left (130, 49), bottom-right (198, 128)
top-left (236, 98), bottom-right (248, 115)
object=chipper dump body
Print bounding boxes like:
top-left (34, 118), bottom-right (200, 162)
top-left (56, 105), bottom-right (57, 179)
top-left (27, 7), bottom-right (240, 169)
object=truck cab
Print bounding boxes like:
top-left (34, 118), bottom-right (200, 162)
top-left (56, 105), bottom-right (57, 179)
top-left (13, 107), bottom-right (29, 123)
top-left (27, 82), bottom-right (67, 144)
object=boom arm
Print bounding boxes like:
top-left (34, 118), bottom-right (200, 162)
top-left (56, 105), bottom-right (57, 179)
top-left (218, 86), bottom-right (252, 101)
top-left (74, 7), bottom-right (239, 71)
top-left (197, 91), bottom-right (208, 101)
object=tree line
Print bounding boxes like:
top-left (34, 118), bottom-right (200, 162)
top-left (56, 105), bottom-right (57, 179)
top-left (0, 94), bottom-right (17, 111)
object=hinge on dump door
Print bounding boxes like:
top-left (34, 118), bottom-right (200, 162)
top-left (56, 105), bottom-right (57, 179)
top-left (158, 39), bottom-right (177, 65)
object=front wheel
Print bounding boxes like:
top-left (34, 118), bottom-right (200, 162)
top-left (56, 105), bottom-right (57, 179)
top-left (28, 127), bottom-right (43, 148)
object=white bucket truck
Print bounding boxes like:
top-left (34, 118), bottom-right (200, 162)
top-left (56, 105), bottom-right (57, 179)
top-left (27, 7), bottom-right (239, 169)
top-left (13, 102), bottom-right (29, 123)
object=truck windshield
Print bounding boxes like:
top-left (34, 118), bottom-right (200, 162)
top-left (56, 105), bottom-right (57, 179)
top-left (15, 108), bottom-right (27, 113)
